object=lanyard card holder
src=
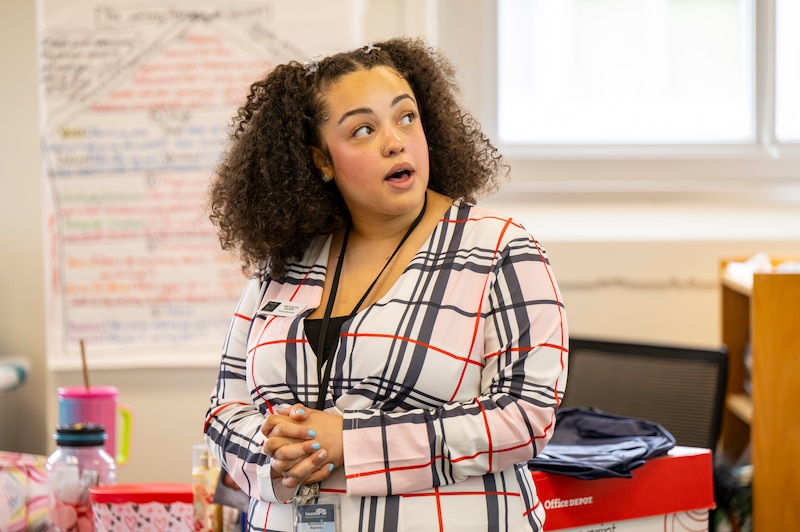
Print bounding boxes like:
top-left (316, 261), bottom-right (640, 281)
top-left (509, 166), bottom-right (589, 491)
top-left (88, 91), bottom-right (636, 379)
top-left (293, 482), bottom-right (341, 532)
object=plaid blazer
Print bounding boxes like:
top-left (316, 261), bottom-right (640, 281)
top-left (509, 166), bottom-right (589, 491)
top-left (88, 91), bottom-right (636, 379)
top-left (205, 200), bottom-right (569, 531)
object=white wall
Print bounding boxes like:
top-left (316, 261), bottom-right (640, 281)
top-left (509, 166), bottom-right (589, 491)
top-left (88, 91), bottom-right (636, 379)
top-left (1, 0), bottom-right (50, 456)
top-left (2, 0), bottom-right (800, 484)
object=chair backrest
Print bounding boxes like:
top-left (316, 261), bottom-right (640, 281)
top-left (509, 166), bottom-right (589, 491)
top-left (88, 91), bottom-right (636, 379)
top-left (562, 337), bottom-right (728, 450)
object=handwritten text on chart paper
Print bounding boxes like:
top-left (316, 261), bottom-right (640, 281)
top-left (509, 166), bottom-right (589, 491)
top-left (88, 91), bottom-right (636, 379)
top-left (37, 0), bottom-right (362, 366)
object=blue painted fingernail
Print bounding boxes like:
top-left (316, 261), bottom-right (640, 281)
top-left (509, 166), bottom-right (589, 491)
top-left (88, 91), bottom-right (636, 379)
top-left (328, 464), bottom-right (334, 472)
top-left (312, 443), bottom-right (321, 451)
top-left (296, 408), bottom-right (306, 415)
top-left (307, 429), bottom-right (317, 438)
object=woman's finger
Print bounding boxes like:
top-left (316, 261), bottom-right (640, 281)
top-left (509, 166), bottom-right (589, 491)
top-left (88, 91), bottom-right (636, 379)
top-left (264, 433), bottom-right (312, 458)
top-left (274, 403), bottom-right (311, 419)
top-left (262, 415), bottom-right (317, 440)
top-left (303, 462), bottom-right (336, 485)
top-left (272, 439), bottom-right (322, 462)
top-left (269, 441), bottom-right (319, 475)
top-left (279, 449), bottom-right (330, 489)
top-left (289, 404), bottom-right (311, 420)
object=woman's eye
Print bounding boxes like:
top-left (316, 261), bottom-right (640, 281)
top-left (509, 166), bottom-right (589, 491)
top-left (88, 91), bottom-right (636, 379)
top-left (399, 112), bottom-right (416, 125)
top-left (353, 125), bottom-right (372, 138)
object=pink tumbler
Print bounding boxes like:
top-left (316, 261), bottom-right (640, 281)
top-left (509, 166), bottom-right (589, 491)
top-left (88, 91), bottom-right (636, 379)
top-left (57, 386), bottom-right (132, 465)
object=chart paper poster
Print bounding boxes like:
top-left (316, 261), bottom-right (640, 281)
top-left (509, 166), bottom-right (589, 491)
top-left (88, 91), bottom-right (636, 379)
top-left (37, 0), bottom-right (365, 368)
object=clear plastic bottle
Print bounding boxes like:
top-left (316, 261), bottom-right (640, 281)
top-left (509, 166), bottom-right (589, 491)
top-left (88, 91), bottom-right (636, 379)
top-left (46, 423), bottom-right (117, 531)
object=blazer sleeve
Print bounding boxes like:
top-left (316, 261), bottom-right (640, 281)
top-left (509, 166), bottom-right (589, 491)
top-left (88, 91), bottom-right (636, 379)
top-left (202, 274), bottom-right (300, 504)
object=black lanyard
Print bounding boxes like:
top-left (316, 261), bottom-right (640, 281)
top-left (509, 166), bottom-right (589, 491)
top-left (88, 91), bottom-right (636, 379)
top-left (314, 193), bottom-right (428, 410)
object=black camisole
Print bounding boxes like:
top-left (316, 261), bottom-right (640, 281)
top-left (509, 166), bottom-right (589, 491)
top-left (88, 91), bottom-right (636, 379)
top-left (305, 316), bottom-right (349, 359)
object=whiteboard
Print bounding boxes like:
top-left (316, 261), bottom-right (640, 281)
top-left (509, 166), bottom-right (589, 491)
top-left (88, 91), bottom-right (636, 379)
top-left (37, 0), bottom-right (366, 369)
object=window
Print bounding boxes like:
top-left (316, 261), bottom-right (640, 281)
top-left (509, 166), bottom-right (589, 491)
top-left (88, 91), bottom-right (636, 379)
top-left (434, 0), bottom-right (800, 197)
top-left (497, 0), bottom-right (755, 145)
top-left (775, 0), bottom-right (800, 142)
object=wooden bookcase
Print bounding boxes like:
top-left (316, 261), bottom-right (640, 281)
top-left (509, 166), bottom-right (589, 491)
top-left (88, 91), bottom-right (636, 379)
top-left (718, 259), bottom-right (800, 531)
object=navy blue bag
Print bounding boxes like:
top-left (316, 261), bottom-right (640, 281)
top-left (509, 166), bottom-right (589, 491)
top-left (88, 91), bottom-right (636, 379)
top-left (528, 406), bottom-right (676, 480)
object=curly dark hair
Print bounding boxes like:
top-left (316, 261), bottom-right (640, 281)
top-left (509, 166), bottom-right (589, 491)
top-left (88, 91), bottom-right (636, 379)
top-left (209, 36), bottom-right (508, 279)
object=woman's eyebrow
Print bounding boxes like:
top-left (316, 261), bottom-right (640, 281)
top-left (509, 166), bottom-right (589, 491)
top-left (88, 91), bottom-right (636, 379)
top-left (392, 93), bottom-right (415, 107)
top-left (337, 93), bottom-right (416, 125)
top-left (338, 107), bottom-right (371, 125)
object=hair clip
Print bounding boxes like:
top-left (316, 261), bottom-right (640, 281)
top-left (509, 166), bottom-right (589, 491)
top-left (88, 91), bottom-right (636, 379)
top-left (363, 43), bottom-right (381, 54)
top-left (302, 55), bottom-right (320, 77)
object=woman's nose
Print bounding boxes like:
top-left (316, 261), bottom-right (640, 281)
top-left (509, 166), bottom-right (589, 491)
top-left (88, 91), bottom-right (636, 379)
top-left (381, 128), bottom-right (404, 156)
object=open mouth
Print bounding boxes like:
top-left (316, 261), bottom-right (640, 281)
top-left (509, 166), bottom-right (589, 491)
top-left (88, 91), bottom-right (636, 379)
top-left (386, 169), bottom-right (412, 180)
top-left (385, 162), bottom-right (414, 181)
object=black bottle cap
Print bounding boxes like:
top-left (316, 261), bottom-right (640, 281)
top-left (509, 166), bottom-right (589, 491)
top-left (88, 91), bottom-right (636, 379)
top-left (53, 423), bottom-right (107, 447)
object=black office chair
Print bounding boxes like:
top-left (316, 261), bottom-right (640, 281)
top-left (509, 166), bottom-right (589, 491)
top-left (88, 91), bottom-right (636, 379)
top-left (562, 337), bottom-right (729, 450)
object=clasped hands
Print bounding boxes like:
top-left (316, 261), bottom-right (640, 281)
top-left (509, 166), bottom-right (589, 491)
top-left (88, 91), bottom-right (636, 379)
top-left (262, 404), bottom-right (344, 489)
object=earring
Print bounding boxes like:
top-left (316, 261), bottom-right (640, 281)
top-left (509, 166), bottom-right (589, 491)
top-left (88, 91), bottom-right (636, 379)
top-left (322, 173), bottom-right (332, 183)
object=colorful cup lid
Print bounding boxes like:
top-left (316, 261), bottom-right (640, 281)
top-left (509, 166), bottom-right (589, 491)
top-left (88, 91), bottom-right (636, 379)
top-left (58, 385), bottom-right (118, 398)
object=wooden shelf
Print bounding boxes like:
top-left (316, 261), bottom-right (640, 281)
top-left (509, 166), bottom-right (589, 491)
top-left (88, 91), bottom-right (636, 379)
top-left (725, 393), bottom-right (752, 425)
top-left (719, 258), bottom-right (800, 531)
top-left (721, 271), bottom-right (752, 296)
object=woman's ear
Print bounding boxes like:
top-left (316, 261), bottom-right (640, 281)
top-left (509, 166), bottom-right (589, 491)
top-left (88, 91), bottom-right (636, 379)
top-left (309, 146), bottom-right (333, 178)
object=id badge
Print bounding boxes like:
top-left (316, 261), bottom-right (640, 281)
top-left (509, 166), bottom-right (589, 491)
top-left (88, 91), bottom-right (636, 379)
top-left (293, 483), bottom-right (341, 532)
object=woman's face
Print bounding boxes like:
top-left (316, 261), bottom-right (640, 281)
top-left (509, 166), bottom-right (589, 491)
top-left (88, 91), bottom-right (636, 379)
top-left (313, 66), bottom-right (430, 224)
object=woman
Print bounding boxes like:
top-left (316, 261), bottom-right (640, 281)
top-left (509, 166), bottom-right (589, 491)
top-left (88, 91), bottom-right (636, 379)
top-left (204, 36), bottom-right (568, 531)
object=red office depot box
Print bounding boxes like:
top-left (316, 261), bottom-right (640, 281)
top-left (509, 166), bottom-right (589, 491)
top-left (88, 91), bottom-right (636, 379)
top-left (532, 446), bottom-right (716, 531)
